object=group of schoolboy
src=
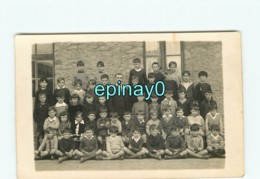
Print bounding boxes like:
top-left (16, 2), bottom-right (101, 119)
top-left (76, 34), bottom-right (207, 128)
top-left (33, 58), bottom-right (225, 163)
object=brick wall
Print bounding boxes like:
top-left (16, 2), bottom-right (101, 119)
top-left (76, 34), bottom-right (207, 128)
top-left (182, 41), bottom-right (224, 117)
top-left (54, 42), bottom-right (144, 92)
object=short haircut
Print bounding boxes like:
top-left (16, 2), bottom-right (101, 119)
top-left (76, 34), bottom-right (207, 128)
top-left (48, 106), bottom-right (56, 112)
top-left (85, 93), bottom-right (94, 98)
top-left (110, 112), bottom-right (118, 118)
top-left (109, 126), bottom-right (119, 134)
top-left (149, 109), bottom-right (157, 115)
top-left (190, 105), bottom-right (200, 111)
top-left (133, 128), bottom-right (141, 134)
top-left (38, 93), bottom-right (47, 98)
top-left (210, 125), bottom-right (220, 131)
top-left (57, 77), bottom-right (65, 82)
top-left (45, 127), bottom-right (54, 134)
top-left (59, 111), bottom-right (68, 117)
top-left (100, 74), bottom-right (109, 80)
top-left (74, 79), bottom-right (82, 86)
top-left (198, 71), bottom-right (208, 77)
top-left (56, 91), bottom-right (65, 98)
top-left (88, 79), bottom-right (97, 85)
top-left (164, 69), bottom-right (172, 75)
top-left (205, 89), bottom-right (213, 94)
top-left (148, 72), bottom-right (155, 78)
top-left (133, 58), bottom-right (141, 63)
top-left (168, 61), bottom-right (177, 68)
top-left (97, 61), bottom-right (104, 67)
top-left (178, 89), bottom-right (186, 94)
top-left (88, 111), bottom-right (96, 115)
top-left (123, 111), bottom-right (131, 115)
top-left (99, 107), bottom-right (108, 114)
top-left (152, 62), bottom-right (159, 66)
top-left (149, 124), bottom-right (158, 131)
top-left (75, 111), bottom-right (83, 118)
top-left (182, 70), bottom-right (191, 76)
top-left (84, 127), bottom-right (93, 132)
top-left (137, 110), bottom-right (144, 115)
top-left (39, 77), bottom-right (48, 83)
top-left (115, 73), bottom-right (123, 77)
top-left (176, 106), bottom-right (184, 112)
top-left (71, 93), bottom-right (80, 100)
top-left (190, 123), bottom-right (200, 131)
top-left (209, 104), bottom-right (218, 111)
top-left (77, 60), bottom-right (85, 66)
top-left (165, 90), bottom-right (173, 95)
top-left (163, 106), bottom-right (171, 112)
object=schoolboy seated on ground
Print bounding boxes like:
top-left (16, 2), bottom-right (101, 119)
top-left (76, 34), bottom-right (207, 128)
top-left (164, 126), bottom-right (187, 159)
top-left (56, 129), bottom-right (78, 163)
top-left (35, 128), bottom-right (58, 160)
top-left (121, 111), bottom-right (134, 145)
top-left (186, 124), bottom-right (209, 159)
top-left (206, 125), bottom-right (225, 158)
top-left (161, 107), bottom-right (175, 140)
top-left (123, 129), bottom-right (148, 159)
top-left (146, 125), bottom-right (165, 160)
top-left (103, 126), bottom-right (125, 160)
top-left (75, 127), bottom-right (102, 163)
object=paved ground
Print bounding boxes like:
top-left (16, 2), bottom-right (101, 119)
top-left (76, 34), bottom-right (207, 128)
top-left (35, 158), bottom-right (225, 170)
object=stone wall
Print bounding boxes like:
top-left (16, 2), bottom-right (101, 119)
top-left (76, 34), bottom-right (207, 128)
top-left (54, 42), bottom-right (144, 92)
top-left (182, 41), bottom-right (224, 117)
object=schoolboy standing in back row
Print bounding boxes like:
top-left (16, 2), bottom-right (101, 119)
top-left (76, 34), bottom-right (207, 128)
top-left (72, 60), bottom-right (88, 90)
top-left (129, 58), bottom-right (147, 85)
top-left (53, 77), bottom-right (71, 105)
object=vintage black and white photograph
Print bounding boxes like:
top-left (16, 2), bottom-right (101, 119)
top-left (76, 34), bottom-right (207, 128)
top-left (16, 33), bottom-right (243, 178)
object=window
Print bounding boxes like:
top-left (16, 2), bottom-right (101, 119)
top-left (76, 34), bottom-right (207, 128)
top-left (144, 41), bottom-right (182, 75)
top-left (32, 44), bottom-right (54, 97)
